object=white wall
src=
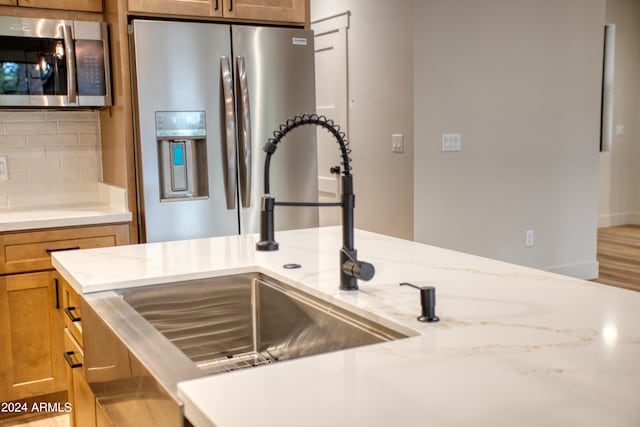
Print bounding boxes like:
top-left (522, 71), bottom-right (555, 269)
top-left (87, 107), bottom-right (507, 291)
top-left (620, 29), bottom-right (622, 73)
top-left (598, 0), bottom-right (640, 227)
top-left (413, 0), bottom-right (606, 279)
top-left (311, 0), bottom-right (414, 239)
top-left (0, 110), bottom-right (102, 208)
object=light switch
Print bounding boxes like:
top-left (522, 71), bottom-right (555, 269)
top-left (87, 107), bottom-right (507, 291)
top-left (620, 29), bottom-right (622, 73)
top-left (0, 156), bottom-right (7, 181)
top-left (615, 124), bottom-right (625, 137)
top-left (392, 134), bottom-right (404, 153)
top-left (442, 133), bottom-right (461, 152)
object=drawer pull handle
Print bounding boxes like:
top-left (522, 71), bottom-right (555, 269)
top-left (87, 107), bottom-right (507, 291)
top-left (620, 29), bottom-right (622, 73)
top-left (46, 246), bottom-right (80, 253)
top-left (63, 351), bottom-right (82, 369)
top-left (64, 306), bottom-right (81, 322)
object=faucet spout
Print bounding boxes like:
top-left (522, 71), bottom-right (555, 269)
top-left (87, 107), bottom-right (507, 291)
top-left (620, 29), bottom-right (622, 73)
top-left (256, 114), bottom-right (374, 290)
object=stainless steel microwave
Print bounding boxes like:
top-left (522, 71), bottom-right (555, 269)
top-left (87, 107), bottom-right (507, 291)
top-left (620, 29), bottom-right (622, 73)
top-left (0, 16), bottom-right (111, 108)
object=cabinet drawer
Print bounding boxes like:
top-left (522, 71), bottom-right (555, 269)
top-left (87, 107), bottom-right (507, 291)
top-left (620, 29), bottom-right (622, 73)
top-left (0, 224), bottom-right (130, 275)
top-left (63, 327), bottom-right (84, 367)
top-left (61, 279), bottom-right (83, 347)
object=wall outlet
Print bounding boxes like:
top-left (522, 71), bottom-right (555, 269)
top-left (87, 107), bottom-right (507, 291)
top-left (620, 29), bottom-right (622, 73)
top-left (525, 229), bottom-right (534, 247)
top-left (442, 133), bottom-right (461, 151)
top-left (0, 156), bottom-right (8, 181)
top-left (392, 134), bottom-right (404, 153)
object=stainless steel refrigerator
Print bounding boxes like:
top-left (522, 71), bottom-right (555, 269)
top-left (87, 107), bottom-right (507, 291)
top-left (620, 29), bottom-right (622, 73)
top-left (130, 19), bottom-right (319, 242)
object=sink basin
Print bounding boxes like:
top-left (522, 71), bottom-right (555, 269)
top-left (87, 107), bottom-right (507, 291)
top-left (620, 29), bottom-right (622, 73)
top-left (116, 273), bottom-right (407, 375)
top-left (81, 272), bottom-right (409, 427)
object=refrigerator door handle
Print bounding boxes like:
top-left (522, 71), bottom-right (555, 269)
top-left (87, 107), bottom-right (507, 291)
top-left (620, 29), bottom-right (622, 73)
top-left (236, 56), bottom-right (252, 208)
top-left (221, 56), bottom-right (237, 210)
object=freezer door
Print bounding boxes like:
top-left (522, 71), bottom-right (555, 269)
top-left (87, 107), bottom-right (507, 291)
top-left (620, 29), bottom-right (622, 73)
top-left (232, 26), bottom-right (319, 234)
top-left (131, 20), bottom-right (240, 242)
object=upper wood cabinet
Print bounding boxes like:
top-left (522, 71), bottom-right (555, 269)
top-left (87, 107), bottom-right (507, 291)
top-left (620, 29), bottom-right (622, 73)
top-left (224, 0), bottom-right (306, 24)
top-left (128, 0), bottom-right (307, 25)
top-left (0, 0), bottom-right (17, 6)
top-left (17, 0), bottom-right (103, 12)
top-left (127, 0), bottom-right (221, 18)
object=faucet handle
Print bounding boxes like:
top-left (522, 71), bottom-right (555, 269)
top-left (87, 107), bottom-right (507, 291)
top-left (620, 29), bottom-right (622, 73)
top-left (342, 259), bottom-right (375, 281)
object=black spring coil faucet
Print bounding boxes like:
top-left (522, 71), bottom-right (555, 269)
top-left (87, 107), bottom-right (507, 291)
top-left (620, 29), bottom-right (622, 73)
top-left (256, 114), bottom-right (374, 290)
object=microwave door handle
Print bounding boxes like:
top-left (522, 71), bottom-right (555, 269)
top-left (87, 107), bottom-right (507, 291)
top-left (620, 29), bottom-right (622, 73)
top-left (221, 56), bottom-right (237, 210)
top-left (236, 56), bottom-right (252, 208)
top-left (62, 25), bottom-right (77, 105)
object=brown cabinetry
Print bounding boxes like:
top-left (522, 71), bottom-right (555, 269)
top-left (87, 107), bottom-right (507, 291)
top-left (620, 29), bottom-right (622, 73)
top-left (127, 0), bottom-right (307, 24)
top-left (0, 271), bottom-right (66, 401)
top-left (0, 224), bottom-right (130, 275)
top-left (128, 0), bottom-right (222, 18)
top-left (0, 0), bottom-right (17, 6)
top-left (60, 278), bottom-right (112, 427)
top-left (16, 0), bottom-right (102, 12)
top-left (0, 223), bottom-right (129, 413)
top-left (224, 0), bottom-right (306, 24)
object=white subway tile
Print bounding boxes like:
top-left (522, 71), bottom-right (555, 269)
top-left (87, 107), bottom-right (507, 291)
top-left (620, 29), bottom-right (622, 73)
top-left (57, 121), bottom-right (100, 134)
top-left (0, 110), bottom-right (102, 208)
top-left (0, 135), bottom-right (27, 147)
top-left (0, 111), bottom-right (46, 123)
top-left (78, 133), bottom-right (100, 146)
top-left (46, 145), bottom-right (98, 159)
top-left (31, 134), bottom-right (79, 146)
top-left (44, 111), bottom-right (98, 122)
top-left (5, 122), bottom-right (57, 136)
top-left (6, 170), bottom-right (29, 184)
top-left (9, 192), bottom-right (59, 208)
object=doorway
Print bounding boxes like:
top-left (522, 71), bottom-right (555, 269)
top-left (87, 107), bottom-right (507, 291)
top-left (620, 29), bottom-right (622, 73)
top-left (312, 12), bottom-right (350, 226)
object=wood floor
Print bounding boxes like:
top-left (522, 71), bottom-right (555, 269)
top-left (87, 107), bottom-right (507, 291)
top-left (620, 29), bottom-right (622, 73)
top-left (596, 225), bottom-right (640, 292)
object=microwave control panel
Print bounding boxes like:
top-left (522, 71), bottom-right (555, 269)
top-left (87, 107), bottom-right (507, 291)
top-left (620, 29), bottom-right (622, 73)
top-left (75, 40), bottom-right (106, 96)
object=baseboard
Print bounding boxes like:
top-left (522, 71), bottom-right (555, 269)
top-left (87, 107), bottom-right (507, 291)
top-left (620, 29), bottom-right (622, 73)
top-left (546, 260), bottom-right (599, 280)
top-left (598, 212), bottom-right (640, 228)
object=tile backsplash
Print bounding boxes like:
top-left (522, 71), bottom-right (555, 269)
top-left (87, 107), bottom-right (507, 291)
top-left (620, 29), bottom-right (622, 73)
top-left (0, 110), bottom-right (102, 208)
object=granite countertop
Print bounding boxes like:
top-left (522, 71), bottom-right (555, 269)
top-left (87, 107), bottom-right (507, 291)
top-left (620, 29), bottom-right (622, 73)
top-left (52, 227), bottom-right (640, 427)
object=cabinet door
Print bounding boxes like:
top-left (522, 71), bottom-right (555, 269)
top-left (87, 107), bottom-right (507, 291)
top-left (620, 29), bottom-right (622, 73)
top-left (64, 329), bottom-right (96, 427)
top-left (17, 0), bottom-right (102, 12)
top-left (0, 271), bottom-right (66, 401)
top-left (223, 0), bottom-right (306, 24)
top-left (0, 0), bottom-right (17, 6)
top-left (128, 0), bottom-right (222, 17)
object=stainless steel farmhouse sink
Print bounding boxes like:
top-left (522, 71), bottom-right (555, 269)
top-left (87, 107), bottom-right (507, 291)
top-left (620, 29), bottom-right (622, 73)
top-left (80, 273), bottom-right (409, 427)
top-left (117, 273), bottom-right (406, 375)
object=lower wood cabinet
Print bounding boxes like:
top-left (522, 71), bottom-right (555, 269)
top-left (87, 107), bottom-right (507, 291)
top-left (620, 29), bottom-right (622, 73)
top-left (0, 222), bottom-right (128, 424)
top-left (0, 271), bottom-right (66, 402)
top-left (64, 327), bottom-right (97, 427)
top-left (61, 279), bottom-right (113, 427)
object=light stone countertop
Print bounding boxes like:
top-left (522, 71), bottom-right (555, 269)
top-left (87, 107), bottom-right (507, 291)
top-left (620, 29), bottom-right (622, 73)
top-left (51, 227), bottom-right (640, 427)
top-left (0, 184), bottom-right (131, 232)
top-left (0, 204), bottom-right (132, 232)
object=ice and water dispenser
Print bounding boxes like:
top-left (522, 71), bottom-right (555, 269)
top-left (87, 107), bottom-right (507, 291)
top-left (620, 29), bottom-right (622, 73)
top-left (155, 111), bottom-right (208, 201)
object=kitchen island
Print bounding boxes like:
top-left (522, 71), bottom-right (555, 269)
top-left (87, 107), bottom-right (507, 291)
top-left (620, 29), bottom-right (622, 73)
top-left (52, 226), bottom-right (640, 427)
